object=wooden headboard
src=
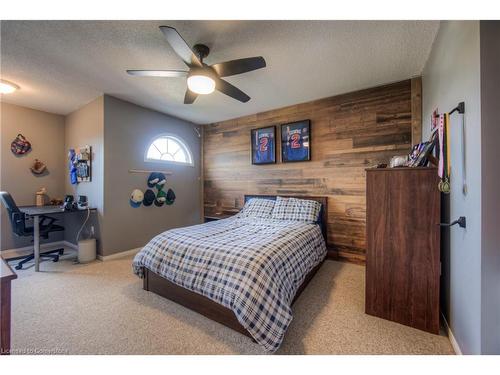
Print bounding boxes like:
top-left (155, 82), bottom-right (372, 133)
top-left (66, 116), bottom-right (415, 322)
top-left (243, 194), bottom-right (328, 242)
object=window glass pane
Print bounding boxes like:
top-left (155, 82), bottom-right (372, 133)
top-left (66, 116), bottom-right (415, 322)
top-left (153, 138), bottom-right (168, 153)
top-left (146, 135), bottom-right (192, 165)
top-left (146, 146), bottom-right (162, 160)
top-left (161, 153), bottom-right (174, 161)
top-left (168, 139), bottom-right (180, 154)
top-left (175, 150), bottom-right (187, 162)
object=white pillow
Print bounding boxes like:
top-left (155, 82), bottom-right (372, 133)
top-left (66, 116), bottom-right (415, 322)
top-left (271, 196), bottom-right (321, 223)
top-left (238, 198), bottom-right (275, 219)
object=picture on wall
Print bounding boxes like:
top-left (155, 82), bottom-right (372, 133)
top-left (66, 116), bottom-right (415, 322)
top-left (251, 126), bottom-right (276, 165)
top-left (281, 120), bottom-right (311, 162)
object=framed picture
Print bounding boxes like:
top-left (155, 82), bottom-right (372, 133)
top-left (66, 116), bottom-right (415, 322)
top-left (281, 120), bottom-right (311, 162)
top-left (251, 126), bottom-right (276, 165)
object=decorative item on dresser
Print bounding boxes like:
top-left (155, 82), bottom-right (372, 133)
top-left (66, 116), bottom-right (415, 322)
top-left (365, 167), bottom-right (441, 334)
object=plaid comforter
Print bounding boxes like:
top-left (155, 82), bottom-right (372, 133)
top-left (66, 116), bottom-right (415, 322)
top-left (132, 216), bottom-right (327, 352)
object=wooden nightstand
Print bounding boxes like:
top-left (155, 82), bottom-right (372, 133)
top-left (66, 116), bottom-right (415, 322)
top-left (204, 213), bottom-right (235, 223)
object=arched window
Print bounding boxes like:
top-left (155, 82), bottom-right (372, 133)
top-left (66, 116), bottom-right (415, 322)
top-left (145, 134), bottom-right (193, 166)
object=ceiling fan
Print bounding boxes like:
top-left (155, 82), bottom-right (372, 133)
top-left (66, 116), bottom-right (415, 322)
top-left (127, 26), bottom-right (266, 104)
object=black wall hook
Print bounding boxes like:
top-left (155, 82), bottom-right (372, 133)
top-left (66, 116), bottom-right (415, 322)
top-left (434, 101), bottom-right (465, 118)
top-left (449, 102), bottom-right (465, 116)
top-left (438, 216), bottom-right (467, 229)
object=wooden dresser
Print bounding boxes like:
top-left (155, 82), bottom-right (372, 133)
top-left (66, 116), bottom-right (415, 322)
top-left (365, 167), bottom-right (440, 334)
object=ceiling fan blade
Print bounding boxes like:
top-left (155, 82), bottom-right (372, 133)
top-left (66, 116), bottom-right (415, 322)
top-left (215, 78), bottom-right (251, 103)
top-left (184, 89), bottom-right (198, 104)
top-left (159, 26), bottom-right (202, 68)
top-left (126, 70), bottom-right (188, 77)
top-left (211, 57), bottom-right (266, 77)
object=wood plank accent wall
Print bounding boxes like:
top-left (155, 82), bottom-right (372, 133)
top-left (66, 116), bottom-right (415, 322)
top-left (411, 77), bottom-right (423, 145)
top-left (203, 79), bottom-right (421, 263)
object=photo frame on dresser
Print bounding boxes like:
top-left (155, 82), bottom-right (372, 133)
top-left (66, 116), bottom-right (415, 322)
top-left (251, 126), bottom-right (276, 165)
top-left (281, 120), bottom-right (311, 162)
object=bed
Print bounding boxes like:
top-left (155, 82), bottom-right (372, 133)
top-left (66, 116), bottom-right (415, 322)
top-left (132, 194), bottom-right (328, 352)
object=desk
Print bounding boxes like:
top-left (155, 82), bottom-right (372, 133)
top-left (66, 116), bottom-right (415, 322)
top-left (1, 257), bottom-right (17, 355)
top-left (19, 206), bottom-right (96, 272)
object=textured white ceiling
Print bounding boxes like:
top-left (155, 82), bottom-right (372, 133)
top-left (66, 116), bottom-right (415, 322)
top-left (0, 20), bottom-right (439, 124)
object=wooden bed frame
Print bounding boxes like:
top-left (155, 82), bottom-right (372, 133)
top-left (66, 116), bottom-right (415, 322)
top-left (141, 194), bottom-right (328, 340)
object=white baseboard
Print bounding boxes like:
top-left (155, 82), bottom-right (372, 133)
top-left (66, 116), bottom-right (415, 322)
top-left (97, 247), bottom-right (142, 261)
top-left (2, 241), bottom-right (141, 263)
top-left (1, 241), bottom-right (76, 260)
top-left (442, 313), bottom-right (462, 355)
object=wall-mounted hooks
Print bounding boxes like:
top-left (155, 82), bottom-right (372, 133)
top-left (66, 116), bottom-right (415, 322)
top-left (434, 101), bottom-right (465, 118)
top-left (449, 101), bottom-right (465, 115)
top-left (434, 101), bottom-right (467, 196)
top-left (439, 216), bottom-right (467, 229)
top-left (448, 101), bottom-right (467, 195)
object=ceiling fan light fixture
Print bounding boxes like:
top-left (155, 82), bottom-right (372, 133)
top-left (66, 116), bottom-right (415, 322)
top-left (0, 79), bottom-right (20, 94)
top-left (187, 74), bottom-right (215, 95)
top-left (128, 27), bottom-right (266, 104)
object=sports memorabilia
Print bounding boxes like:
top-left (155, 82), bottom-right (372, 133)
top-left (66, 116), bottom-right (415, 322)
top-left (147, 172), bottom-right (166, 189)
top-left (281, 120), bottom-right (311, 162)
top-left (251, 126), bottom-right (276, 165)
top-left (390, 155), bottom-right (407, 168)
top-left (143, 189), bottom-right (156, 206)
top-left (166, 188), bottom-right (176, 205)
top-left (30, 159), bottom-right (47, 175)
top-left (11, 134), bottom-right (32, 155)
top-left (130, 189), bottom-right (144, 208)
top-left (438, 114), bottom-right (451, 194)
top-left (154, 189), bottom-right (167, 207)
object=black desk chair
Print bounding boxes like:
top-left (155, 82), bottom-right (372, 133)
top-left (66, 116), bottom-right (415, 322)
top-left (0, 191), bottom-right (65, 270)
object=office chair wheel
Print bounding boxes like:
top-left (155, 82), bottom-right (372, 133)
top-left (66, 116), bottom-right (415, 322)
top-left (52, 255), bottom-right (60, 262)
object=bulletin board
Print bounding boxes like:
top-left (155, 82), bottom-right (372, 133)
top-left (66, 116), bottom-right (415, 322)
top-left (76, 145), bottom-right (92, 182)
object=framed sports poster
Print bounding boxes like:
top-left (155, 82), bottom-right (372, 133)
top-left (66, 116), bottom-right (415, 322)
top-left (251, 126), bottom-right (276, 165)
top-left (281, 120), bottom-right (311, 162)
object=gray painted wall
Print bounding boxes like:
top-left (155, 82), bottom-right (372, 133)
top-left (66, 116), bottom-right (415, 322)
top-left (64, 97), bottom-right (105, 254)
top-left (102, 95), bottom-right (202, 256)
top-left (0, 102), bottom-right (66, 250)
top-left (480, 20), bottom-right (500, 355)
top-left (1, 95), bottom-right (202, 257)
top-left (422, 21), bottom-right (482, 354)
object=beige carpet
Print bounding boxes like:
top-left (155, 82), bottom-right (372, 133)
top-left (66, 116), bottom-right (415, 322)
top-left (9, 253), bottom-right (454, 355)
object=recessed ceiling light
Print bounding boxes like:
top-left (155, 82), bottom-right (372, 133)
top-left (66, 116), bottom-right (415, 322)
top-left (0, 79), bottom-right (20, 94)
